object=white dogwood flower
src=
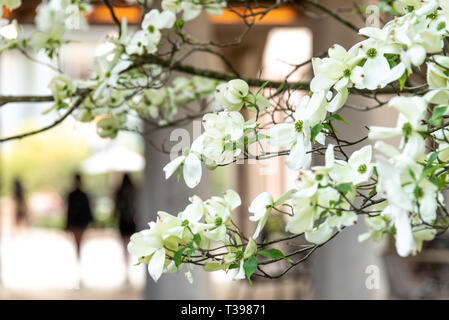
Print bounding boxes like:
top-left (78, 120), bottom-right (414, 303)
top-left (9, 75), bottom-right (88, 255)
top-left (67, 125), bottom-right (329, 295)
top-left (215, 79), bottom-right (248, 111)
top-left (310, 43), bottom-right (363, 92)
top-left (330, 145), bottom-right (373, 185)
top-left (163, 145), bottom-right (202, 189)
top-left (248, 192), bottom-right (273, 239)
top-left (268, 91), bottom-right (327, 171)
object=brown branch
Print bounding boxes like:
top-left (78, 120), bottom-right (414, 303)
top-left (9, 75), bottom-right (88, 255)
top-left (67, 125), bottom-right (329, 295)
top-left (104, 0), bottom-right (122, 36)
top-left (301, 0), bottom-right (361, 33)
top-left (0, 95), bottom-right (85, 143)
top-left (0, 95), bottom-right (54, 107)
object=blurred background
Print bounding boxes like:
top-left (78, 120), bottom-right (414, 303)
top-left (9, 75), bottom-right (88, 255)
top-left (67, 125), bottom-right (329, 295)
top-left (1, 0), bottom-right (449, 300)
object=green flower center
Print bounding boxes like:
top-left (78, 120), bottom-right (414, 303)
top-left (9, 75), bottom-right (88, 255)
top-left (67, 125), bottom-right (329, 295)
top-left (413, 186), bottom-right (424, 199)
top-left (215, 217), bottom-right (223, 226)
top-left (315, 174), bottom-right (324, 181)
top-left (343, 69), bottom-right (351, 77)
top-left (358, 164), bottom-right (367, 174)
top-left (402, 122), bottom-right (412, 139)
top-left (366, 48), bottom-right (377, 58)
top-left (295, 120), bottom-right (303, 133)
top-left (148, 25), bottom-right (155, 33)
top-left (427, 12), bottom-right (438, 20)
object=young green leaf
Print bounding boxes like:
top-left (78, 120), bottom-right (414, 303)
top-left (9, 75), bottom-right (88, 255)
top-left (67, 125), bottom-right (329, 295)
top-left (336, 183), bottom-right (352, 194)
top-left (310, 123), bottom-right (324, 143)
top-left (193, 233), bottom-right (201, 247)
top-left (258, 248), bottom-right (285, 260)
top-left (174, 247), bottom-right (186, 268)
top-left (325, 114), bottom-right (348, 125)
top-left (243, 256), bottom-right (258, 285)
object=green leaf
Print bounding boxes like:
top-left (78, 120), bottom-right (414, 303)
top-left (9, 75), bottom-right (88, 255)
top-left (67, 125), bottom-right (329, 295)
top-left (228, 263), bottom-right (240, 270)
top-left (243, 256), bottom-right (258, 285)
top-left (185, 247), bottom-right (197, 258)
top-left (174, 247), bottom-right (186, 268)
top-left (438, 173), bottom-right (448, 190)
top-left (408, 168), bottom-right (416, 180)
top-left (325, 114), bottom-right (348, 125)
top-left (310, 123), bottom-right (324, 143)
top-left (427, 106), bottom-right (448, 126)
top-left (258, 248), bottom-right (285, 260)
top-left (256, 81), bottom-right (269, 95)
top-left (427, 151), bottom-right (439, 166)
top-left (336, 183), bottom-right (352, 194)
top-left (398, 72), bottom-right (407, 91)
top-left (175, 19), bottom-right (185, 29)
top-left (193, 233), bottom-right (201, 247)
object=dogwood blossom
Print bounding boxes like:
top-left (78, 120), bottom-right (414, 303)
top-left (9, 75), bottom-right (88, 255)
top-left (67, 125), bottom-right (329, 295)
top-left (268, 91), bottom-right (327, 170)
top-left (248, 192), bottom-right (273, 239)
top-left (214, 79), bottom-right (270, 112)
top-left (330, 145), bottom-right (373, 185)
top-left (126, 9), bottom-right (175, 55)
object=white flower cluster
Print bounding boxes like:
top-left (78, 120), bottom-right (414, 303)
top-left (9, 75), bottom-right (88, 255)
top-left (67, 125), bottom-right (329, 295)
top-left (150, 0), bottom-right (449, 273)
top-left (163, 108), bottom-right (256, 188)
top-left (366, 96), bottom-right (444, 257)
top-left (3, 0), bottom-right (449, 282)
top-left (127, 190), bottom-right (241, 282)
top-left (30, 0), bottom-right (91, 57)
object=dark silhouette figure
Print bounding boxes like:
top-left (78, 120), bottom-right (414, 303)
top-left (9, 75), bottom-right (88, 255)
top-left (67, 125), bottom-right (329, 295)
top-left (13, 178), bottom-right (28, 227)
top-left (114, 174), bottom-right (137, 271)
top-left (66, 173), bottom-right (93, 260)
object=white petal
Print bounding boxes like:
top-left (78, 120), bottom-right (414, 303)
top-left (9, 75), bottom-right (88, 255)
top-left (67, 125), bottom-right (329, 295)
top-left (182, 195), bottom-right (204, 222)
top-left (388, 206), bottom-right (414, 257)
top-left (363, 56), bottom-right (391, 90)
top-left (327, 87), bottom-right (348, 112)
top-left (285, 207), bottom-right (315, 234)
top-left (233, 260), bottom-right (245, 280)
top-left (424, 89), bottom-right (449, 104)
top-left (330, 162), bottom-right (352, 183)
top-left (223, 189), bottom-right (241, 210)
top-left (305, 221), bottom-right (333, 245)
top-left (381, 62), bottom-right (405, 87)
top-left (163, 156), bottom-right (185, 179)
top-left (183, 153), bottom-right (202, 188)
top-left (286, 139), bottom-right (307, 171)
top-left (310, 73), bottom-right (337, 92)
top-left (325, 144), bottom-right (335, 168)
top-left (402, 132), bottom-right (425, 160)
top-left (374, 141), bottom-right (400, 157)
top-left (408, 45), bottom-right (426, 66)
top-left (148, 248), bottom-right (166, 282)
top-left (348, 145), bottom-right (372, 169)
top-left (368, 126), bottom-right (402, 140)
top-left (388, 96), bottom-right (426, 126)
top-left (156, 10), bottom-right (176, 28)
top-left (181, 2), bottom-right (202, 21)
top-left (248, 192), bottom-right (273, 218)
top-left (328, 44), bottom-right (348, 60)
top-left (268, 123), bottom-right (296, 147)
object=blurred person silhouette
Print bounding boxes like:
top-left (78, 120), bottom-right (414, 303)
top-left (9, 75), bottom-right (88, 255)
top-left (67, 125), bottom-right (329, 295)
top-left (66, 173), bottom-right (93, 264)
top-left (113, 173), bottom-right (137, 283)
top-left (13, 178), bottom-right (29, 230)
